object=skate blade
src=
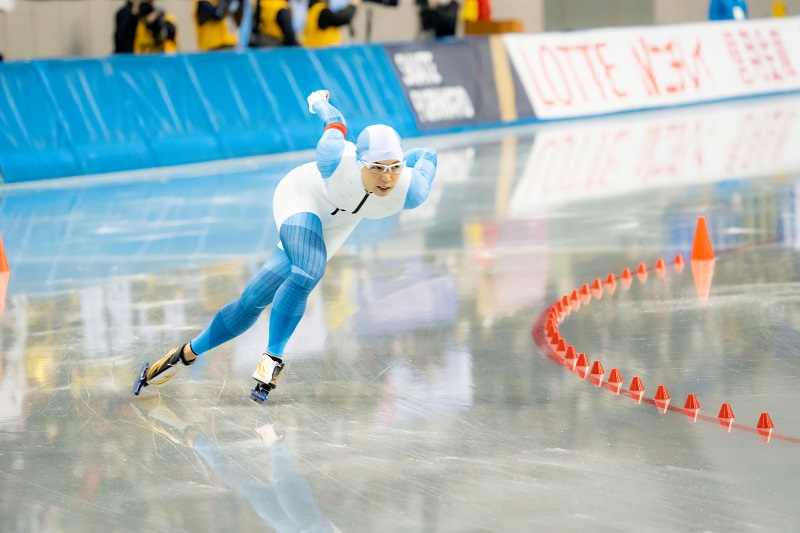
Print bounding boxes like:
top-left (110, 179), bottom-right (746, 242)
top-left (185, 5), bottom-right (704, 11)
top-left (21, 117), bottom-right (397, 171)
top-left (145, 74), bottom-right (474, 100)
top-left (250, 384), bottom-right (269, 404)
top-left (131, 362), bottom-right (149, 396)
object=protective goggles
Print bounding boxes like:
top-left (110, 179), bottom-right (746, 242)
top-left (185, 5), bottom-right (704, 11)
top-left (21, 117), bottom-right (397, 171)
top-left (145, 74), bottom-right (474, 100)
top-left (359, 160), bottom-right (405, 175)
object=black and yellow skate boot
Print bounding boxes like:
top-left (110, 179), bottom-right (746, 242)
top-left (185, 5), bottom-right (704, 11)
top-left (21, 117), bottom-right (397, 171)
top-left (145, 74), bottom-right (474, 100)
top-left (250, 353), bottom-right (284, 404)
top-left (132, 343), bottom-right (196, 396)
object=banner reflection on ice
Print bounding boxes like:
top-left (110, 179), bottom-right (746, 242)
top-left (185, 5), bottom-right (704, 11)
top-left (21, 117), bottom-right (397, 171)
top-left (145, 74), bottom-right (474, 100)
top-left (510, 98), bottom-right (800, 214)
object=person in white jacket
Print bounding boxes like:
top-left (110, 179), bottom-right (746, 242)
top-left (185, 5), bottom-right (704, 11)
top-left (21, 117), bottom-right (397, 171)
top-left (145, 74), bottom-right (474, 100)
top-left (133, 90), bottom-right (438, 403)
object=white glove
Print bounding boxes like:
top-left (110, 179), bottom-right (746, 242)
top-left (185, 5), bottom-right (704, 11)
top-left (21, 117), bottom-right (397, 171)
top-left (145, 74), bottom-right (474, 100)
top-left (307, 90), bottom-right (330, 114)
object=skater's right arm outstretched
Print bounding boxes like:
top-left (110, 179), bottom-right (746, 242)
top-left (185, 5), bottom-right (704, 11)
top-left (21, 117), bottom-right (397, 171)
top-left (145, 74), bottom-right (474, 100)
top-left (307, 90), bottom-right (347, 178)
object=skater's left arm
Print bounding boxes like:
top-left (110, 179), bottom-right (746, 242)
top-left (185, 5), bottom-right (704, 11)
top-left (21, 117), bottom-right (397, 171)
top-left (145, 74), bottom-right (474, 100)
top-left (403, 147), bottom-right (438, 209)
top-left (308, 90), bottom-right (347, 178)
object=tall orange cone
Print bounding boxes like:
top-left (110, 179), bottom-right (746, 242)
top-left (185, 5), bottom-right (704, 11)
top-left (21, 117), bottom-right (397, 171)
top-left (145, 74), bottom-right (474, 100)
top-left (691, 216), bottom-right (715, 260)
top-left (690, 217), bottom-right (715, 301)
top-left (0, 234), bottom-right (9, 314)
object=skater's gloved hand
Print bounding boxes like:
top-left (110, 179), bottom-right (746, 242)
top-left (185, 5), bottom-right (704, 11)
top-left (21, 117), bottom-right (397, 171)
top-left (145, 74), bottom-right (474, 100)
top-left (307, 90), bottom-right (330, 114)
top-left (404, 147), bottom-right (436, 169)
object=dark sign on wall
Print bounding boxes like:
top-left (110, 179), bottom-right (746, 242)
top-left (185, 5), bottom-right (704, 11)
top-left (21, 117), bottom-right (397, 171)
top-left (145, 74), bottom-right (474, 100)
top-left (384, 38), bottom-right (534, 131)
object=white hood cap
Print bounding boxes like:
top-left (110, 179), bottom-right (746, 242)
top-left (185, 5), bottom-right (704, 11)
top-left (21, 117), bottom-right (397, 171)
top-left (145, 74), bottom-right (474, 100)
top-left (356, 124), bottom-right (404, 163)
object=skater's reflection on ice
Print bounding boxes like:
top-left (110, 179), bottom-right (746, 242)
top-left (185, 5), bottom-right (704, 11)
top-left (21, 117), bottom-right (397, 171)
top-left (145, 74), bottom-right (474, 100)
top-left (139, 404), bottom-right (339, 532)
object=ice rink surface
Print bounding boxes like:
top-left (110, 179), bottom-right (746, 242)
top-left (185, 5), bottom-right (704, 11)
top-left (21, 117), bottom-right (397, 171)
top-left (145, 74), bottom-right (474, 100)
top-left (2, 95), bottom-right (800, 532)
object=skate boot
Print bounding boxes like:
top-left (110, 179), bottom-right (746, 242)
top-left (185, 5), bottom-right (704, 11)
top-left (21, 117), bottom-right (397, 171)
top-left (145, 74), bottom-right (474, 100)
top-left (132, 343), bottom-right (196, 396)
top-left (250, 353), bottom-right (284, 404)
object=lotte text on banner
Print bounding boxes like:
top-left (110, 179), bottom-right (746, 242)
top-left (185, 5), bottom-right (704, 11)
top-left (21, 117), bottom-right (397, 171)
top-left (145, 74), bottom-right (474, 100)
top-left (504, 18), bottom-right (800, 120)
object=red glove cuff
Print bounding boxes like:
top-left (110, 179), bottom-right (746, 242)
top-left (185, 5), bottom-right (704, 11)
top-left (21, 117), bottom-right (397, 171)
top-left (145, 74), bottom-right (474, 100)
top-left (324, 122), bottom-right (347, 136)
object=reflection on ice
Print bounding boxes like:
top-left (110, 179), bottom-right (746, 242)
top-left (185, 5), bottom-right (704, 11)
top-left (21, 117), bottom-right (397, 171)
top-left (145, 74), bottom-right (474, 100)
top-left (511, 96), bottom-right (800, 212)
top-left (136, 403), bottom-right (337, 533)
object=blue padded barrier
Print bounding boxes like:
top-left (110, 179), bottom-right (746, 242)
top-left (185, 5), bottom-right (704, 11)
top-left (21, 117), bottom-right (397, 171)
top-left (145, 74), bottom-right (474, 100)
top-left (0, 62), bottom-right (82, 181)
top-left (0, 45), bottom-right (417, 183)
top-left (109, 53), bottom-right (226, 167)
top-left (36, 58), bottom-right (157, 175)
top-left (183, 52), bottom-right (290, 157)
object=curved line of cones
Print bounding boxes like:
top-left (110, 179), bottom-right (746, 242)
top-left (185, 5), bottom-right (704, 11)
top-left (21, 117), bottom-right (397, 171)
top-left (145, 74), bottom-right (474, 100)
top-left (533, 217), bottom-right (791, 445)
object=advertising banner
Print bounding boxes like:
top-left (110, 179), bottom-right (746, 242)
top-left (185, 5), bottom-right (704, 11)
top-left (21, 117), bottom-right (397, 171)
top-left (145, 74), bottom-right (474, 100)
top-left (504, 18), bottom-right (800, 120)
top-left (384, 38), bottom-right (532, 130)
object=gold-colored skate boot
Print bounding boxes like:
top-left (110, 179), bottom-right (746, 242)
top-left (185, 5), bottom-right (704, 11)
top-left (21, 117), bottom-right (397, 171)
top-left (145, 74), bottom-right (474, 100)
top-left (250, 353), bottom-right (284, 404)
top-left (132, 343), bottom-right (196, 395)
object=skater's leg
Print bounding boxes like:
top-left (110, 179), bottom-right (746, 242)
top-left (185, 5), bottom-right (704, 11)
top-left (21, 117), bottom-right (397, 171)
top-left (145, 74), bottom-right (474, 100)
top-left (191, 247), bottom-right (292, 355)
top-left (267, 212), bottom-right (327, 356)
top-left (250, 213), bottom-right (325, 401)
top-left (136, 248), bottom-right (291, 392)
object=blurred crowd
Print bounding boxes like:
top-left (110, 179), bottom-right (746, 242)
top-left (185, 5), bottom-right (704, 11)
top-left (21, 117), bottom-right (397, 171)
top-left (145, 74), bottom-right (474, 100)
top-left (113, 0), bottom-right (492, 54)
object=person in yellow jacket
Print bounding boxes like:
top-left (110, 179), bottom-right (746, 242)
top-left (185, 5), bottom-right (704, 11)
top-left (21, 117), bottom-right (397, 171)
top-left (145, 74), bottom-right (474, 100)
top-left (250, 0), bottom-right (300, 47)
top-left (133, 0), bottom-right (179, 54)
top-left (304, 0), bottom-right (358, 48)
top-left (195, 0), bottom-right (243, 51)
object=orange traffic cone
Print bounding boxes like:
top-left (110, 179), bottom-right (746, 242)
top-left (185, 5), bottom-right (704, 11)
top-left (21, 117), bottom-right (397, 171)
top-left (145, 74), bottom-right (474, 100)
top-left (654, 385), bottom-right (671, 414)
top-left (718, 402), bottom-right (735, 432)
top-left (691, 216), bottom-right (715, 261)
top-left (684, 393), bottom-right (700, 422)
top-left (757, 412), bottom-right (774, 443)
top-left (674, 253), bottom-right (685, 273)
top-left (690, 217), bottom-right (715, 301)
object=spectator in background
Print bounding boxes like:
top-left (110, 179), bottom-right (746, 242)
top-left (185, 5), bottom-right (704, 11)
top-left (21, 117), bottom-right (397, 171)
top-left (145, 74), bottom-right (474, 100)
top-left (289, 0), bottom-right (308, 33)
top-left (709, 0), bottom-right (748, 20)
top-left (476, 0), bottom-right (490, 20)
top-left (114, 0), bottom-right (139, 53)
top-left (134, 0), bottom-right (179, 53)
top-left (461, 0), bottom-right (490, 22)
top-left (304, 0), bottom-right (359, 48)
top-left (250, 0), bottom-right (300, 47)
top-left (418, 0), bottom-right (459, 39)
top-left (195, 0), bottom-right (243, 51)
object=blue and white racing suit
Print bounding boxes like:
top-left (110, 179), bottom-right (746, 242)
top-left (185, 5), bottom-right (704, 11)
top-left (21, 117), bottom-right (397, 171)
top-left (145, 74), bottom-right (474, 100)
top-left (190, 99), bottom-right (438, 357)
